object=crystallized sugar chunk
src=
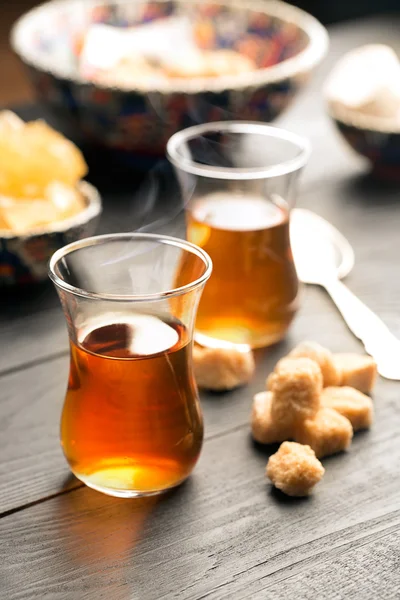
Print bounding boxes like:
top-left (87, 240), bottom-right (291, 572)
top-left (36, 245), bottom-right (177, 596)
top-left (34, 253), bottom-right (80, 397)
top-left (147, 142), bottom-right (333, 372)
top-left (266, 441), bottom-right (325, 497)
top-left (295, 408), bottom-right (353, 458)
top-left (334, 353), bottom-right (377, 394)
top-left (268, 357), bottom-right (322, 426)
top-left (251, 392), bottom-right (292, 444)
top-left (321, 386), bottom-right (373, 431)
top-left (193, 345), bottom-right (255, 391)
top-left (289, 341), bottom-right (341, 387)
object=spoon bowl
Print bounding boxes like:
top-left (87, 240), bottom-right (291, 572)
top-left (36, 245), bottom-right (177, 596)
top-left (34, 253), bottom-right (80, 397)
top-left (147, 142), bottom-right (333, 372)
top-left (291, 208), bottom-right (355, 284)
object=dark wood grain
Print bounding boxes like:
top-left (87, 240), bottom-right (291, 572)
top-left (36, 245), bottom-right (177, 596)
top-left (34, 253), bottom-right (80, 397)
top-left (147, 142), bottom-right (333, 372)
top-left (0, 355), bottom-right (75, 515)
top-left (1, 15), bottom-right (400, 600)
top-left (0, 306), bottom-right (67, 376)
top-left (1, 403), bottom-right (399, 599)
top-left (241, 527), bottom-right (400, 599)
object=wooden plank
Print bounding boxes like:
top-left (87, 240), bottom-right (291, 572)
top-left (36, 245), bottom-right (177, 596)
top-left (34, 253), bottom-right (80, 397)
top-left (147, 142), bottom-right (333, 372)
top-left (228, 528), bottom-right (400, 599)
top-left (1, 404), bottom-right (399, 600)
top-left (238, 526), bottom-right (400, 600)
top-left (0, 355), bottom-right (76, 515)
top-left (0, 306), bottom-right (67, 376)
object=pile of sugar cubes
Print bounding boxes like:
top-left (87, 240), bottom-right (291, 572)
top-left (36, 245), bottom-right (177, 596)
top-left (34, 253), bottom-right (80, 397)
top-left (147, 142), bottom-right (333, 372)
top-left (252, 341), bottom-right (377, 496)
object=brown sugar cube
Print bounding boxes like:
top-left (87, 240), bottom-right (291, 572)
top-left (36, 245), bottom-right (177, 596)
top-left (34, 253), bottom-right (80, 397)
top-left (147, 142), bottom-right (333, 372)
top-left (334, 353), bottom-right (377, 394)
top-left (266, 441), bottom-right (325, 497)
top-left (193, 345), bottom-right (255, 391)
top-left (268, 357), bottom-right (322, 427)
top-left (289, 341), bottom-right (341, 387)
top-left (321, 386), bottom-right (374, 431)
top-left (295, 407), bottom-right (353, 458)
top-left (251, 391), bottom-right (292, 444)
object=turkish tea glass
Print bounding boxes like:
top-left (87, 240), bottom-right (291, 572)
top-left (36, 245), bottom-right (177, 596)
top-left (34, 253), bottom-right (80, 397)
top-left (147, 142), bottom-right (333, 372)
top-left (49, 233), bottom-right (212, 498)
top-left (167, 121), bottom-right (310, 349)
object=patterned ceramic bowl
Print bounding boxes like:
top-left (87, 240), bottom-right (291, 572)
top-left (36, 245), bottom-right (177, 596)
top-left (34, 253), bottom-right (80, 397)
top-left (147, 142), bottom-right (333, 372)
top-left (0, 182), bottom-right (102, 286)
top-left (328, 104), bottom-right (400, 181)
top-left (11, 0), bottom-right (328, 166)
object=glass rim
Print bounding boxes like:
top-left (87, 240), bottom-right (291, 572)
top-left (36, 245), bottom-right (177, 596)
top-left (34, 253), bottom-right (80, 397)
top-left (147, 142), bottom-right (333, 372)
top-left (166, 121), bottom-right (311, 180)
top-left (48, 232), bottom-right (213, 302)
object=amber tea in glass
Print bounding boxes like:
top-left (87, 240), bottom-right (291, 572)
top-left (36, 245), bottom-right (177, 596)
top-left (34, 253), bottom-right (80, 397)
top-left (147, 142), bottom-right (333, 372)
top-left (168, 122), bottom-right (310, 348)
top-left (49, 233), bottom-right (212, 497)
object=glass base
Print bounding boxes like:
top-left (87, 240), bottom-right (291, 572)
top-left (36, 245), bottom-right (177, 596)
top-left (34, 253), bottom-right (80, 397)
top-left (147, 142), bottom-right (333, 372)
top-left (70, 460), bottom-right (192, 498)
top-left (76, 474), bottom-right (179, 498)
top-left (195, 328), bottom-right (286, 350)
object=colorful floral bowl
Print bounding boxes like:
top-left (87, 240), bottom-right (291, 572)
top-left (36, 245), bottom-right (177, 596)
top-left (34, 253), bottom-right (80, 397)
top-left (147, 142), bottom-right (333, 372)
top-left (328, 104), bottom-right (400, 182)
top-left (11, 0), bottom-right (328, 166)
top-left (0, 182), bottom-right (102, 286)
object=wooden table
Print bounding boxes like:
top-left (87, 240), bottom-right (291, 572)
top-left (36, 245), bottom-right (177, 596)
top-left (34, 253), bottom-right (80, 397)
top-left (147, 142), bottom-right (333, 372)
top-left (1, 16), bottom-right (400, 600)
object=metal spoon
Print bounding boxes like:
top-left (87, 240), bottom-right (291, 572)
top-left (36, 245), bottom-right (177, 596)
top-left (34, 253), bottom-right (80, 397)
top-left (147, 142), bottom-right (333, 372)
top-left (291, 208), bottom-right (400, 380)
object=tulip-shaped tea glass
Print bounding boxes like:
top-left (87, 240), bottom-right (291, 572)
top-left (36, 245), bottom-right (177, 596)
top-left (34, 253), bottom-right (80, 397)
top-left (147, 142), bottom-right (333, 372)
top-left (49, 233), bottom-right (212, 497)
top-left (168, 122), bottom-right (310, 349)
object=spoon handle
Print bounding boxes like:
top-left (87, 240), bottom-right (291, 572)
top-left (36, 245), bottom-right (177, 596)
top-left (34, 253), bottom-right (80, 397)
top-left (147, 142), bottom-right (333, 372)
top-left (323, 279), bottom-right (400, 379)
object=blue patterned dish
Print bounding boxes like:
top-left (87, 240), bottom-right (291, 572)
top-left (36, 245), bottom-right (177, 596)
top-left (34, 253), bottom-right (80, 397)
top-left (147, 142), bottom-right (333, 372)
top-left (11, 0), bottom-right (328, 163)
top-left (0, 182), bottom-right (102, 286)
